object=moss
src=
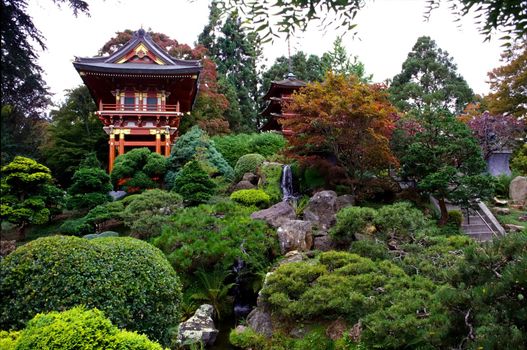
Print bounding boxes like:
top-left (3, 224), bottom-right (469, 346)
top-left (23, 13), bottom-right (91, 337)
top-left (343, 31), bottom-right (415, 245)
top-left (258, 162), bottom-right (283, 204)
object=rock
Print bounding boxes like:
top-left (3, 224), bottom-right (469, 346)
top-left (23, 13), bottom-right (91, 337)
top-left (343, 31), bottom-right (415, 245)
top-left (336, 194), bottom-right (355, 211)
top-left (277, 220), bottom-right (313, 254)
top-left (493, 197), bottom-right (508, 206)
top-left (177, 304), bottom-right (219, 347)
top-left (233, 180), bottom-right (256, 191)
top-left (326, 318), bottom-right (348, 341)
top-left (242, 172), bottom-right (259, 185)
top-left (247, 307), bottom-right (273, 338)
top-left (504, 224), bottom-right (525, 233)
top-left (251, 201), bottom-right (296, 228)
top-left (0, 240), bottom-right (16, 257)
top-left (82, 231), bottom-right (119, 240)
top-left (108, 190), bottom-right (127, 201)
top-left (493, 207), bottom-right (510, 215)
top-left (510, 176), bottom-right (527, 202)
top-left (303, 190), bottom-right (338, 230)
top-left (279, 250), bottom-right (305, 265)
top-left (313, 234), bottom-right (333, 251)
top-left (518, 215), bottom-right (527, 222)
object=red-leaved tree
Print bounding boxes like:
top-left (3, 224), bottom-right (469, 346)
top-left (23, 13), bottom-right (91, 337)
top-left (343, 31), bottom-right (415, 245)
top-left (282, 73), bottom-right (399, 192)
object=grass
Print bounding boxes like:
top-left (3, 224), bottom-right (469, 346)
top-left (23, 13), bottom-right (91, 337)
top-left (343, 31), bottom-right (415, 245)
top-left (495, 207), bottom-right (526, 229)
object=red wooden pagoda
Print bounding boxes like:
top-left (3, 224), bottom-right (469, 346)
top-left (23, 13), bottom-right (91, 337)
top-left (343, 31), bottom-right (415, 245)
top-left (73, 29), bottom-right (202, 171)
top-left (260, 73), bottom-right (306, 135)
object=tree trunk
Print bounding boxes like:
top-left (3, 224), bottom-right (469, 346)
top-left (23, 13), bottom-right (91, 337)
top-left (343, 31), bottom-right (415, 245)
top-left (16, 223), bottom-right (26, 241)
top-left (438, 197), bottom-right (449, 226)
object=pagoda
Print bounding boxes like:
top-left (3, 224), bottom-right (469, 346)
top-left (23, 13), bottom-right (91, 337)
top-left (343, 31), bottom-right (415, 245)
top-left (260, 73), bottom-right (306, 135)
top-left (73, 29), bottom-right (202, 171)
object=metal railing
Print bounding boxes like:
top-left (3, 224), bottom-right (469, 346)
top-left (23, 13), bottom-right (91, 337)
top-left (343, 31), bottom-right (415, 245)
top-left (98, 103), bottom-right (181, 113)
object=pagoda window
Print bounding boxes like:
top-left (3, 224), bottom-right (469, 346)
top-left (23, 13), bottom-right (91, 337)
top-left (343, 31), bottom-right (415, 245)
top-left (145, 96), bottom-right (159, 111)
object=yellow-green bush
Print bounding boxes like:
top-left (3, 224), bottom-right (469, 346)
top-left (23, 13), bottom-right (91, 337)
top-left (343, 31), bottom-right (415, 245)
top-left (230, 189), bottom-right (270, 208)
top-left (5, 307), bottom-right (162, 350)
top-left (234, 153), bottom-right (265, 180)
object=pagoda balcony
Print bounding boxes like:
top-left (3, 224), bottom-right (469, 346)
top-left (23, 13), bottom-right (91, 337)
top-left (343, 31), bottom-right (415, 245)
top-left (97, 103), bottom-right (184, 118)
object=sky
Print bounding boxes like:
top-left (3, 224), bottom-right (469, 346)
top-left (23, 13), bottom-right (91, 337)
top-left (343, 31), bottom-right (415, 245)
top-left (27, 0), bottom-right (507, 107)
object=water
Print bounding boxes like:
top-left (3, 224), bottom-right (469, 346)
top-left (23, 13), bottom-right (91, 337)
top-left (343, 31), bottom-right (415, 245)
top-left (232, 258), bottom-right (253, 321)
top-left (280, 164), bottom-right (295, 202)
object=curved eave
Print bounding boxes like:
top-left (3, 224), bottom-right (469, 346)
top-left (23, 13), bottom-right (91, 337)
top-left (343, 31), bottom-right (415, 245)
top-left (73, 62), bottom-right (202, 76)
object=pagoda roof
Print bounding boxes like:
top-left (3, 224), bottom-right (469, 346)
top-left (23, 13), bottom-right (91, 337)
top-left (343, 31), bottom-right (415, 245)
top-left (73, 28), bottom-right (202, 75)
top-left (262, 73), bottom-right (307, 100)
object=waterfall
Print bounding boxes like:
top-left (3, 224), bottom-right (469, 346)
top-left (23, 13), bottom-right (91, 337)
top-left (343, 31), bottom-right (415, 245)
top-left (280, 164), bottom-right (294, 202)
top-left (232, 258), bottom-right (253, 320)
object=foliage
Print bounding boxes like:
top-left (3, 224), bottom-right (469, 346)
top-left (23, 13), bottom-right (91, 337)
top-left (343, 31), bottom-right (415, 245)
top-left (438, 232), bottom-right (527, 349)
top-left (511, 143), bottom-right (527, 175)
top-left (485, 42), bottom-right (527, 118)
top-left (212, 132), bottom-right (286, 167)
top-left (389, 36), bottom-right (474, 114)
top-left (465, 111), bottom-right (525, 159)
top-left (321, 37), bottom-right (372, 82)
top-left (400, 108), bottom-right (495, 224)
top-left (0, 156), bottom-right (64, 237)
top-left (234, 153), bottom-right (265, 180)
top-left (283, 73), bottom-right (398, 191)
top-left (7, 306), bottom-right (162, 350)
top-left (173, 160), bottom-right (217, 206)
top-left (260, 251), bottom-right (447, 348)
top-left (166, 126), bottom-right (233, 185)
top-left (374, 202), bottom-right (428, 239)
top-left (230, 189), bottom-right (270, 208)
top-left (191, 266), bottom-right (234, 320)
top-left (66, 159), bottom-right (112, 211)
top-left (122, 189), bottom-right (183, 239)
top-left (258, 162), bottom-right (283, 204)
top-left (331, 206), bottom-right (377, 246)
top-left (229, 327), bottom-right (266, 350)
top-left (447, 210), bottom-right (463, 227)
top-left (0, 236), bottom-right (181, 345)
top-left (199, 4), bottom-right (260, 131)
top-left (111, 148), bottom-right (166, 192)
top-left (59, 201), bottom-right (125, 236)
top-left (41, 86), bottom-right (108, 187)
top-left (152, 201), bottom-right (277, 281)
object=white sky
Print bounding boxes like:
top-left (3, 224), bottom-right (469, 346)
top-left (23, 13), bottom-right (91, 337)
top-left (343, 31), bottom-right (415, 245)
top-left (27, 0), bottom-right (507, 107)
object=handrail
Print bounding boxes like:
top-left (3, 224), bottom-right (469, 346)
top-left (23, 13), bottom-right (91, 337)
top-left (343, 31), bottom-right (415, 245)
top-left (469, 207), bottom-right (497, 237)
top-left (99, 103), bottom-right (181, 112)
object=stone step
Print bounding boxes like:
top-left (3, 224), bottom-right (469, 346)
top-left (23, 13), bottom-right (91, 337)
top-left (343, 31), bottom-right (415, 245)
top-left (462, 225), bottom-right (494, 234)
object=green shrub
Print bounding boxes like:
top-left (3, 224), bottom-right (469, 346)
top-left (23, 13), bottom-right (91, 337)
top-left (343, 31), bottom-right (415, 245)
top-left (173, 160), bottom-right (217, 205)
top-left (122, 189), bottom-right (183, 238)
top-left (494, 174), bottom-right (513, 198)
top-left (510, 143), bottom-right (527, 175)
top-left (374, 202), bottom-right (428, 239)
top-left (213, 133), bottom-right (286, 167)
top-left (330, 207), bottom-right (377, 246)
top-left (0, 236), bottom-right (181, 345)
top-left (111, 148), bottom-right (166, 192)
top-left (152, 201), bottom-right (277, 281)
top-left (258, 162), bottom-right (283, 204)
top-left (234, 153), bottom-right (265, 180)
top-left (59, 201), bottom-right (125, 236)
top-left (447, 210), bottom-right (463, 227)
top-left (229, 327), bottom-right (266, 350)
top-left (0, 330), bottom-right (20, 349)
top-left (166, 126), bottom-right (233, 186)
top-left (230, 189), bottom-right (270, 208)
top-left (66, 166), bottom-right (112, 210)
top-left (10, 307), bottom-right (162, 350)
top-left (349, 240), bottom-right (390, 261)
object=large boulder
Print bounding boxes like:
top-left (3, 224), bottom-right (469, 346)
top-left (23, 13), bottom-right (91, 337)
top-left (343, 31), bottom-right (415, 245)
top-left (510, 176), bottom-right (527, 202)
top-left (336, 194), bottom-right (355, 211)
top-left (313, 234), bottom-right (333, 252)
top-left (233, 180), bottom-right (256, 191)
top-left (177, 304), bottom-right (219, 347)
top-left (276, 220), bottom-right (313, 254)
top-left (303, 190), bottom-right (338, 230)
top-left (247, 307), bottom-right (273, 338)
top-left (251, 201), bottom-right (296, 228)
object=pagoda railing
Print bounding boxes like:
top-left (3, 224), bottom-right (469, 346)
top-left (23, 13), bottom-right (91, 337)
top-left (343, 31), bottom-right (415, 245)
top-left (98, 103), bottom-right (183, 115)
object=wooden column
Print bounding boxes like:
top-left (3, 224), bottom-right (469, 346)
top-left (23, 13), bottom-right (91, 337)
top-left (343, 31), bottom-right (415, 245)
top-left (118, 131), bottom-right (125, 155)
top-left (164, 134), bottom-right (171, 156)
top-left (109, 133), bottom-right (115, 173)
top-left (155, 132), bottom-right (161, 154)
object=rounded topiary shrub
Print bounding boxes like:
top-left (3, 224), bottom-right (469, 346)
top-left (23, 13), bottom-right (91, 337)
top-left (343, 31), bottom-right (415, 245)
top-left (8, 306), bottom-right (162, 350)
top-left (0, 236), bottom-right (181, 345)
top-left (234, 153), bottom-right (265, 180)
top-left (230, 189), bottom-right (270, 208)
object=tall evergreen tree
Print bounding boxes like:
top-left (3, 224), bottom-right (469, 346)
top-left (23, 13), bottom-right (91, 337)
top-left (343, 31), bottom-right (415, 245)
top-left (389, 36), bottom-right (474, 114)
top-left (199, 2), bottom-right (260, 131)
top-left (321, 37), bottom-right (372, 82)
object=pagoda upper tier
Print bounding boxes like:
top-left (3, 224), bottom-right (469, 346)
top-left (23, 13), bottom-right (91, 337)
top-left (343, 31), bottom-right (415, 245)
top-left (73, 28), bottom-right (202, 117)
